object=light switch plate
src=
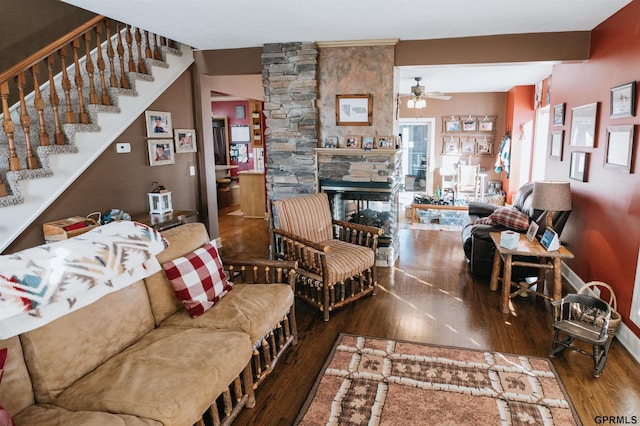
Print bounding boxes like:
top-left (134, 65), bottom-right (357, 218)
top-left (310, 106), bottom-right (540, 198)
top-left (116, 142), bottom-right (131, 153)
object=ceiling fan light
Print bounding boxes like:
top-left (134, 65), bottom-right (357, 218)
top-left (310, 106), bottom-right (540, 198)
top-left (416, 99), bottom-right (427, 109)
top-left (407, 99), bottom-right (415, 108)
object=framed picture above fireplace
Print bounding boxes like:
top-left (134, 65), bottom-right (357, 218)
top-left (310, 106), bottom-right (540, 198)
top-left (336, 94), bottom-right (372, 126)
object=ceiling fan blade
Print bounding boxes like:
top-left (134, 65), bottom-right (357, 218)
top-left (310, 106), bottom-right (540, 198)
top-left (426, 93), bottom-right (452, 100)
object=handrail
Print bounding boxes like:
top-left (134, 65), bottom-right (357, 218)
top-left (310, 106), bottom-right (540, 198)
top-left (0, 15), bottom-right (104, 83)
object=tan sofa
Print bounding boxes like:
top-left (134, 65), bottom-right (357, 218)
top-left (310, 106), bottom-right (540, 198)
top-left (0, 222), bottom-right (297, 425)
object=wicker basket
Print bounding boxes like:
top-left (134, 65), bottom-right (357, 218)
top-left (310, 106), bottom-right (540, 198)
top-left (577, 281), bottom-right (622, 341)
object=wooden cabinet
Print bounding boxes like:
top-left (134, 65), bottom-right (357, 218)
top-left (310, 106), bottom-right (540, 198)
top-left (239, 171), bottom-right (266, 218)
top-left (249, 101), bottom-right (263, 147)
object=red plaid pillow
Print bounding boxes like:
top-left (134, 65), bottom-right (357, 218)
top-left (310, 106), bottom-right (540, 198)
top-left (163, 242), bottom-right (233, 318)
top-left (487, 207), bottom-right (530, 231)
top-left (0, 348), bottom-right (16, 426)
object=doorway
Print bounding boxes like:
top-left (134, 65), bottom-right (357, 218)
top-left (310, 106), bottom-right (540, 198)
top-left (399, 119), bottom-right (435, 193)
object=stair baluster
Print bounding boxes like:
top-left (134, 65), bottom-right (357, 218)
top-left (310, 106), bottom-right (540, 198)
top-left (125, 25), bottom-right (136, 73)
top-left (58, 45), bottom-right (76, 124)
top-left (106, 21), bottom-right (119, 88)
top-left (30, 64), bottom-right (50, 146)
top-left (135, 28), bottom-right (146, 74)
top-left (15, 73), bottom-right (38, 169)
top-left (95, 24), bottom-right (110, 105)
top-left (72, 39), bottom-right (89, 124)
top-left (83, 32), bottom-right (99, 106)
top-left (115, 24), bottom-right (130, 89)
top-left (153, 34), bottom-right (162, 61)
top-left (144, 30), bottom-right (153, 60)
top-left (47, 55), bottom-right (66, 145)
top-left (1, 81), bottom-right (20, 171)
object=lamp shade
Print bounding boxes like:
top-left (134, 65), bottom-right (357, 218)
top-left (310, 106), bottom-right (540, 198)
top-left (531, 181), bottom-right (572, 212)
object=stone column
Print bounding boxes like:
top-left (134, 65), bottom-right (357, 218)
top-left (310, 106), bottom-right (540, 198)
top-left (262, 42), bottom-right (318, 199)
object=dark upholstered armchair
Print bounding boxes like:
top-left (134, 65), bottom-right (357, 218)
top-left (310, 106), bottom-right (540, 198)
top-left (269, 193), bottom-right (382, 321)
top-left (461, 182), bottom-right (571, 278)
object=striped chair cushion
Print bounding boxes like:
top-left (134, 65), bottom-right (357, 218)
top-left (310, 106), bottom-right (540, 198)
top-left (273, 193), bottom-right (333, 244)
top-left (323, 240), bottom-right (375, 284)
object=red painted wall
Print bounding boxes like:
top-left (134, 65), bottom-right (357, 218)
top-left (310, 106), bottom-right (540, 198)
top-left (546, 0), bottom-right (640, 337)
top-left (211, 100), bottom-right (255, 175)
top-left (503, 85), bottom-right (535, 203)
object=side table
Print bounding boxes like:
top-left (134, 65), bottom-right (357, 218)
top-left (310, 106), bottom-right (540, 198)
top-left (132, 210), bottom-right (198, 232)
top-left (489, 231), bottom-right (574, 314)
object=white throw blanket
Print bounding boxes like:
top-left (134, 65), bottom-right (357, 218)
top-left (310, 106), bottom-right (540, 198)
top-left (0, 221), bottom-right (168, 339)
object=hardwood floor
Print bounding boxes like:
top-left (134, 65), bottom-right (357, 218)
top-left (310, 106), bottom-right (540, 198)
top-left (216, 204), bottom-right (640, 425)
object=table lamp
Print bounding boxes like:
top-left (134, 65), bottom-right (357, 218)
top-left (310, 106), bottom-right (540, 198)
top-left (531, 181), bottom-right (572, 230)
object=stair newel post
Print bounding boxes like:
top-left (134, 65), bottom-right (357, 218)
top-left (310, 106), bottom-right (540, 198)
top-left (30, 63), bottom-right (50, 146)
top-left (153, 34), bottom-right (162, 60)
top-left (105, 21), bottom-right (119, 88)
top-left (46, 55), bottom-right (65, 145)
top-left (15, 72), bottom-right (39, 170)
top-left (94, 23), bottom-right (110, 105)
top-left (125, 25), bottom-right (136, 73)
top-left (144, 30), bottom-right (153, 60)
top-left (83, 31), bottom-right (99, 106)
top-left (58, 45), bottom-right (76, 124)
top-left (72, 39), bottom-right (89, 124)
top-left (134, 28), bottom-right (146, 74)
top-left (1, 81), bottom-right (21, 171)
top-left (115, 23), bottom-right (130, 89)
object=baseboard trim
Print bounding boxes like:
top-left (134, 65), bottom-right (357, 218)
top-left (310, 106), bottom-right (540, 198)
top-left (562, 262), bottom-right (640, 364)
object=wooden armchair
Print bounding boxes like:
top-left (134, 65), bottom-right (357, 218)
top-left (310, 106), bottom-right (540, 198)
top-left (269, 193), bottom-right (382, 321)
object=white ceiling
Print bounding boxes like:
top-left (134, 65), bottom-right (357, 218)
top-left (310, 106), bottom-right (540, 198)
top-left (62, 0), bottom-right (631, 94)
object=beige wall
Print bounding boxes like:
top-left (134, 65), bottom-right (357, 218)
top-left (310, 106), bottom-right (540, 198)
top-left (318, 45), bottom-right (396, 144)
top-left (398, 92), bottom-right (506, 193)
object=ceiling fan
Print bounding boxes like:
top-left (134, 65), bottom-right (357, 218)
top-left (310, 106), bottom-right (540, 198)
top-left (402, 77), bottom-right (452, 108)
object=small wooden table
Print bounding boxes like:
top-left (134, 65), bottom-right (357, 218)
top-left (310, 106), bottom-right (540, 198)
top-left (132, 210), bottom-right (198, 231)
top-left (489, 231), bottom-right (574, 314)
top-left (410, 203), bottom-right (469, 224)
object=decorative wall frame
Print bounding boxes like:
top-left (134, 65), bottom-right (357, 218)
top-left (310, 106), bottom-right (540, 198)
top-left (174, 129), bottom-right (197, 153)
top-left (145, 111), bottom-right (172, 138)
top-left (569, 151), bottom-right (589, 182)
top-left (230, 125), bottom-right (250, 142)
top-left (443, 116), bottom-right (461, 133)
top-left (610, 81), bottom-right (636, 119)
top-left (478, 116), bottom-right (496, 132)
top-left (604, 125), bottom-right (634, 172)
top-left (336, 94), bottom-right (372, 126)
top-left (553, 103), bottom-right (565, 126)
top-left (443, 137), bottom-right (460, 155)
top-left (376, 136), bottom-right (394, 149)
top-left (549, 130), bottom-right (564, 160)
top-left (569, 102), bottom-right (598, 147)
top-left (462, 117), bottom-right (477, 132)
top-left (148, 140), bottom-right (175, 166)
top-left (322, 136), bottom-right (338, 148)
top-left (476, 137), bottom-right (493, 155)
top-left (460, 138), bottom-right (476, 154)
top-left (343, 135), bottom-right (362, 149)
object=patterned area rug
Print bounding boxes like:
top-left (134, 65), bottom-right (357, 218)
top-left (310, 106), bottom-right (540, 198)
top-left (295, 334), bottom-right (581, 425)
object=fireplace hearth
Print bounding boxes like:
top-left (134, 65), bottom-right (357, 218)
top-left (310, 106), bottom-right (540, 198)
top-left (320, 180), bottom-right (400, 267)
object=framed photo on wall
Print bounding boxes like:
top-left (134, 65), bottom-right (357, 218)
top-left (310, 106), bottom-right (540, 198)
top-left (443, 137), bottom-right (460, 155)
top-left (569, 151), bottom-right (589, 182)
top-left (336, 94), bottom-right (372, 126)
top-left (145, 111), bottom-right (172, 138)
top-left (610, 81), bottom-right (636, 119)
top-left (462, 118), bottom-right (477, 132)
top-left (174, 129), bottom-right (197, 153)
top-left (148, 140), bottom-right (175, 166)
top-left (604, 125), bottom-right (634, 172)
top-left (569, 102), bottom-right (598, 147)
top-left (553, 103), bottom-right (565, 126)
top-left (549, 130), bottom-right (564, 160)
